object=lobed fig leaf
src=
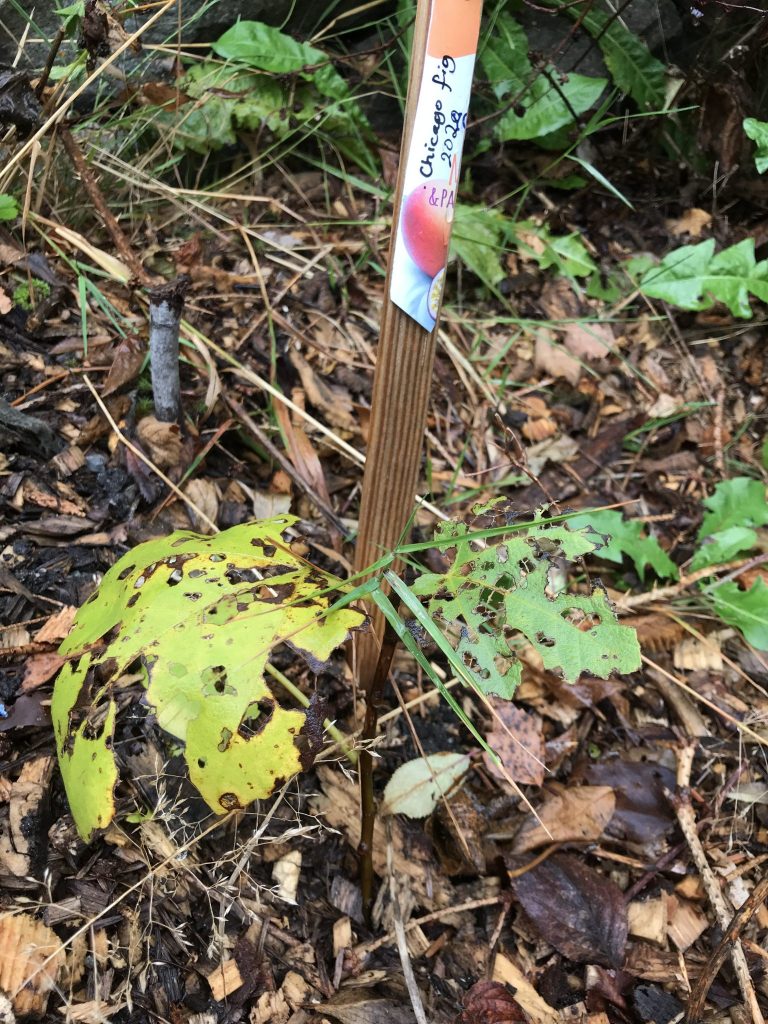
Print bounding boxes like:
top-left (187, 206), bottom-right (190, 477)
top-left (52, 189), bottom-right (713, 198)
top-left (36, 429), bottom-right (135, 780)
top-left (410, 503), bottom-right (641, 700)
top-left (53, 516), bottom-right (366, 840)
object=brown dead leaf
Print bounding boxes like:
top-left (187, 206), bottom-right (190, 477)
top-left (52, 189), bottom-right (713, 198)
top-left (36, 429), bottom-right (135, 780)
top-left (666, 208), bottom-right (711, 238)
top-left (136, 416), bottom-right (183, 469)
top-left (484, 703), bottom-right (544, 786)
top-left (0, 286), bottom-right (11, 315)
top-left (288, 348), bottom-right (357, 434)
top-left (21, 652), bottom-right (65, 692)
top-left (0, 912), bottom-right (65, 1015)
top-left (35, 605), bottom-right (76, 644)
top-left (273, 400), bottom-right (333, 508)
top-left (184, 478), bottom-right (219, 534)
top-left (513, 852), bottom-right (628, 967)
top-left (102, 335), bottom-right (146, 397)
top-left (460, 980), bottom-right (527, 1024)
top-left (534, 281), bottom-right (613, 385)
top-left (512, 784), bottom-right (615, 853)
top-left (314, 990), bottom-right (415, 1024)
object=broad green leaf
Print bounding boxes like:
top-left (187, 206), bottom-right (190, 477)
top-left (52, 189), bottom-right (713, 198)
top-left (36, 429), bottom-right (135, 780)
top-left (451, 205), bottom-right (510, 285)
top-left (698, 477), bottom-right (768, 538)
top-left (381, 753), bottom-right (471, 818)
top-left (480, 12), bottom-right (606, 142)
top-left (54, 517), bottom-right (366, 838)
top-left (212, 20), bottom-right (326, 73)
top-left (496, 71), bottom-right (607, 142)
top-left (639, 239), bottom-right (768, 318)
top-left (567, 510), bottom-right (678, 580)
top-left (710, 579), bottom-right (768, 651)
top-left (410, 502), bottom-right (641, 699)
top-left (0, 194), bottom-right (19, 221)
top-left (691, 526), bottom-right (758, 572)
top-left (160, 59), bottom-right (374, 169)
top-left (50, 653), bottom-right (118, 843)
top-left (575, 8), bottom-right (666, 110)
top-left (744, 118), bottom-right (768, 174)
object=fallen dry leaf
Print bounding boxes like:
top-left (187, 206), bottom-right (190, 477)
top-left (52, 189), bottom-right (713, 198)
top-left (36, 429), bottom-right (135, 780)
top-left (513, 852), bottom-right (628, 967)
top-left (492, 955), bottom-right (559, 1024)
top-left (184, 478), bottom-right (219, 533)
top-left (460, 980), bottom-right (526, 1023)
top-left (484, 703), bottom-right (545, 786)
top-left (136, 415), bottom-right (183, 469)
top-left (512, 784), bottom-right (615, 853)
top-left (35, 605), bottom-right (76, 644)
top-left (0, 285), bottom-right (11, 315)
top-left (314, 990), bottom-right (415, 1024)
top-left (21, 651), bottom-right (65, 692)
top-left (0, 912), bottom-right (65, 1015)
top-left (577, 759), bottom-right (675, 850)
top-left (666, 208), bottom-right (712, 237)
top-left (102, 334), bottom-right (146, 397)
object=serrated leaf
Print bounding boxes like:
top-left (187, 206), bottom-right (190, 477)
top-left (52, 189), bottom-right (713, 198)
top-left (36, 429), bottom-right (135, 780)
top-left (480, 12), bottom-right (607, 142)
top-left (744, 118), bottom-right (768, 174)
top-left (576, 8), bottom-right (666, 110)
top-left (639, 238), bottom-right (768, 318)
top-left (567, 509), bottom-right (678, 580)
top-left (381, 753), bottom-right (470, 818)
top-left (690, 526), bottom-right (758, 572)
top-left (212, 20), bottom-right (326, 73)
top-left (0, 194), bottom-right (19, 222)
top-left (410, 503), bottom-right (641, 699)
top-left (698, 476), bottom-right (768, 538)
top-left (54, 517), bottom-right (366, 839)
top-left (710, 579), bottom-right (768, 651)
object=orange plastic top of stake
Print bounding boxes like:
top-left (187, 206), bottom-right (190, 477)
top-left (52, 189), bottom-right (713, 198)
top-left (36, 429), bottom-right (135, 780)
top-left (426, 0), bottom-right (483, 59)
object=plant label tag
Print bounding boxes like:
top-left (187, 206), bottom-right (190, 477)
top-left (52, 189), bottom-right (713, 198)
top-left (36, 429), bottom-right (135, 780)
top-left (389, 0), bottom-right (483, 332)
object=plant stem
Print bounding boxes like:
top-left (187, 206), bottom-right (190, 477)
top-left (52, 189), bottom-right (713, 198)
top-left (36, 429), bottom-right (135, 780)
top-left (264, 663), bottom-right (357, 764)
top-left (358, 617), bottom-right (400, 925)
top-left (148, 276), bottom-right (189, 424)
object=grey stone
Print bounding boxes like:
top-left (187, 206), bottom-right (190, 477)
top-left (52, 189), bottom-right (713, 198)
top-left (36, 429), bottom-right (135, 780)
top-left (0, 0), bottom-right (383, 68)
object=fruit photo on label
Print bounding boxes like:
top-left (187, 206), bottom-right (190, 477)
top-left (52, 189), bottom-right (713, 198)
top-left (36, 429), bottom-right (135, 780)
top-left (401, 181), bottom-right (454, 278)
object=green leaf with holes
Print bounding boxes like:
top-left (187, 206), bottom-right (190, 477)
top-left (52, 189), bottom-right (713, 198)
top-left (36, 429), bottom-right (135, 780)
top-left (409, 503), bottom-right (641, 700)
top-left (53, 517), bottom-right (366, 840)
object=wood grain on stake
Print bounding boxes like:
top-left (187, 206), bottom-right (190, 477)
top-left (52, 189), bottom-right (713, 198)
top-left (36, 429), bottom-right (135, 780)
top-left (353, 0), bottom-right (482, 686)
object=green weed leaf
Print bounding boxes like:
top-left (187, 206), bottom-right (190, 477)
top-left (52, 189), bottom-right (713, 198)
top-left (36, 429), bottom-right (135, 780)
top-left (480, 13), bottom-right (607, 142)
top-left (744, 118), bottom-right (768, 174)
top-left (410, 503), bottom-right (640, 700)
top-left (567, 509), bottom-right (678, 580)
top-left (639, 239), bottom-right (768, 318)
top-left (575, 8), bottom-right (666, 110)
top-left (0, 194), bottom-right (19, 221)
top-left (514, 221), bottom-right (597, 277)
top-left (451, 205), bottom-right (511, 286)
top-left (698, 477), bottom-right (768, 538)
top-left (212, 20), bottom-right (325, 73)
top-left (53, 518), bottom-right (366, 840)
top-left (691, 526), bottom-right (759, 572)
top-left (710, 579), bottom-right (768, 651)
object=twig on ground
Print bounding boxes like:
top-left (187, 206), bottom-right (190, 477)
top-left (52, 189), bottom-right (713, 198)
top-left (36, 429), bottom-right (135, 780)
top-left (672, 744), bottom-right (764, 1024)
top-left (59, 127), bottom-right (154, 286)
top-left (687, 875), bottom-right (768, 1023)
top-left (643, 655), bottom-right (768, 748)
top-left (617, 558), bottom-right (760, 610)
top-left (148, 276), bottom-right (190, 424)
top-left (386, 818), bottom-right (428, 1024)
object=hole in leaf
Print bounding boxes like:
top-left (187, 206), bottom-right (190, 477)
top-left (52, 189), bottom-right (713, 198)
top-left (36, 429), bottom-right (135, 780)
top-left (536, 632), bottom-right (556, 648)
top-left (167, 568), bottom-right (183, 586)
top-left (117, 565), bottom-right (135, 580)
top-left (127, 594), bottom-right (140, 608)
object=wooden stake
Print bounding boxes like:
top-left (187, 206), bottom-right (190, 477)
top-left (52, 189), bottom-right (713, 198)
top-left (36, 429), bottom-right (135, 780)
top-left (354, 0), bottom-right (478, 685)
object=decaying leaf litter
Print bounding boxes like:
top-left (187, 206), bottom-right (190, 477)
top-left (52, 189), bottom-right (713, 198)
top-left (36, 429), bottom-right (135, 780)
top-left (1, 3), bottom-right (768, 1023)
